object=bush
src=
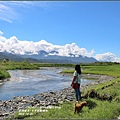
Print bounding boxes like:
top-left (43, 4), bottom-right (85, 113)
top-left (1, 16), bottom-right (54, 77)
top-left (0, 69), bottom-right (10, 79)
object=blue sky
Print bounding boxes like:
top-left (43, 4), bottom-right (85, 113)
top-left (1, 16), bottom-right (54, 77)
top-left (0, 1), bottom-right (120, 62)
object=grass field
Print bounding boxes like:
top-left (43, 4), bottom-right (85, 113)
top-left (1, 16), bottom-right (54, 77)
top-left (62, 64), bottom-right (120, 77)
top-left (14, 99), bottom-right (120, 119)
top-left (0, 61), bottom-right (39, 80)
top-left (14, 63), bottom-right (120, 119)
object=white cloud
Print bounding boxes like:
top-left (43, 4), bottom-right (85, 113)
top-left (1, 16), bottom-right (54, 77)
top-left (0, 31), bottom-right (95, 57)
top-left (0, 31), bottom-right (120, 62)
top-left (95, 52), bottom-right (120, 63)
top-left (0, 1), bottom-right (49, 23)
top-left (0, 31), bottom-right (3, 35)
top-left (0, 31), bottom-right (7, 42)
top-left (0, 2), bottom-right (18, 23)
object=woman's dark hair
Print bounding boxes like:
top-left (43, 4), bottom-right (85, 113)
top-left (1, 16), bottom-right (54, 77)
top-left (75, 64), bottom-right (81, 75)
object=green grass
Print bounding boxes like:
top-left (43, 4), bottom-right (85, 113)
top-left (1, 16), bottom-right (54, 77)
top-left (83, 77), bottom-right (120, 103)
top-left (0, 69), bottom-right (10, 79)
top-left (14, 99), bottom-right (120, 119)
top-left (82, 65), bottom-right (120, 77)
top-left (1, 61), bottom-right (39, 70)
top-left (14, 107), bottom-right (44, 119)
top-left (0, 64), bottom-right (10, 79)
top-left (62, 64), bottom-right (120, 77)
top-left (0, 61), bottom-right (39, 79)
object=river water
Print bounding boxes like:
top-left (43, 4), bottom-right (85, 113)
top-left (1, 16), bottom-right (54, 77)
top-left (0, 67), bottom-right (94, 100)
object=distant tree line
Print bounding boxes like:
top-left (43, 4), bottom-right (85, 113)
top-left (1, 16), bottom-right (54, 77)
top-left (81, 62), bottom-right (120, 66)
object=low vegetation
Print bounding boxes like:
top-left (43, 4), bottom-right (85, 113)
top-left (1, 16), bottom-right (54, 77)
top-left (0, 69), bottom-right (10, 79)
top-left (14, 98), bottom-right (120, 119)
top-left (0, 61), bottom-right (39, 80)
top-left (0, 61), bottom-right (39, 70)
top-left (62, 63), bottom-right (120, 77)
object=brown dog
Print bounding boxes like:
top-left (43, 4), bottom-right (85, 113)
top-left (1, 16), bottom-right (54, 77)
top-left (74, 101), bottom-right (87, 114)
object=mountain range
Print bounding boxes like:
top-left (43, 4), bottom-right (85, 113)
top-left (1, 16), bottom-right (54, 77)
top-left (0, 50), bottom-right (97, 64)
top-left (0, 38), bottom-right (98, 63)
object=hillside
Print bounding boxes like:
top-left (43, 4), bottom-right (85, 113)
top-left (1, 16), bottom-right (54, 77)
top-left (0, 51), bottom-right (98, 64)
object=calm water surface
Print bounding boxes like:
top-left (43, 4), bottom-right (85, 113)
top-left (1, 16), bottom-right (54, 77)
top-left (0, 67), bottom-right (94, 100)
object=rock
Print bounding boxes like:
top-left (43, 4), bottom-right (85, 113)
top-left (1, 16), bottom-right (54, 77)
top-left (58, 100), bottom-right (63, 104)
top-left (88, 89), bottom-right (97, 98)
top-left (118, 115), bottom-right (120, 119)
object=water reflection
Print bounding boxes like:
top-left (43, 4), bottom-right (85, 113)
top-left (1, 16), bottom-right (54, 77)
top-left (0, 67), bottom-right (94, 100)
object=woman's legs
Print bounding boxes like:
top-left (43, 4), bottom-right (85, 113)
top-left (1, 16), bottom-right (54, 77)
top-left (74, 84), bottom-right (81, 101)
top-left (78, 84), bottom-right (81, 100)
top-left (74, 88), bottom-right (79, 101)
top-left (78, 87), bottom-right (81, 100)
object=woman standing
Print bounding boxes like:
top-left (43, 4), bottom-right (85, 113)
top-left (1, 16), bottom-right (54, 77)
top-left (71, 64), bottom-right (82, 101)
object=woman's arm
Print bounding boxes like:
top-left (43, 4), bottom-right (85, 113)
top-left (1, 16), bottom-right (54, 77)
top-left (71, 76), bottom-right (77, 86)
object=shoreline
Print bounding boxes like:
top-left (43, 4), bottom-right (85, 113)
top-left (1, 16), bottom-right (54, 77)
top-left (0, 74), bottom-right (114, 119)
top-left (0, 78), bottom-right (10, 83)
